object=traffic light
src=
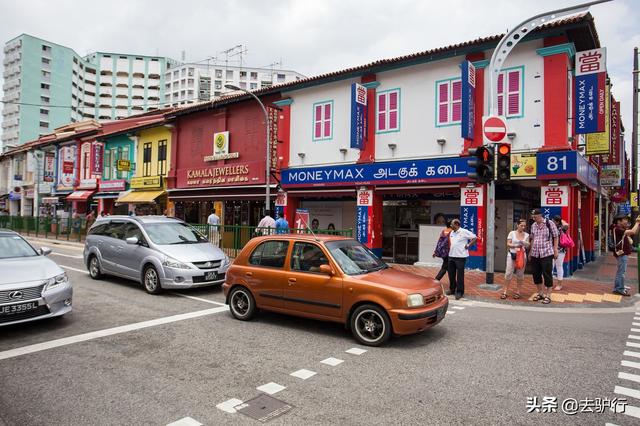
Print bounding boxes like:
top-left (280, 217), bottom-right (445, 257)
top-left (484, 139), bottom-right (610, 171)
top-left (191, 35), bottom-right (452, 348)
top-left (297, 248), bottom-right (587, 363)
top-left (467, 145), bottom-right (494, 183)
top-left (496, 143), bottom-right (511, 183)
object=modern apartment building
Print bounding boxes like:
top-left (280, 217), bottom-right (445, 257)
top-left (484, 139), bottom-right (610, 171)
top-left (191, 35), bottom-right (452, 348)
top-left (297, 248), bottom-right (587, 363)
top-left (163, 63), bottom-right (305, 107)
top-left (1, 34), bottom-right (171, 150)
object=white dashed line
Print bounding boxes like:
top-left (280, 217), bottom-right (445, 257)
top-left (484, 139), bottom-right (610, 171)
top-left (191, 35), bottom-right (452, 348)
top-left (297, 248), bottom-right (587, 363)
top-left (630, 335), bottom-right (640, 341)
top-left (166, 417), bottom-right (202, 426)
top-left (256, 382), bottom-right (286, 395)
top-left (447, 310), bottom-right (456, 314)
top-left (627, 342), bottom-right (640, 349)
top-left (0, 306), bottom-right (228, 361)
top-left (320, 357), bottom-right (344, 366)
top-left (632, 329), bottom-right (640, 333)
top-left (633, 323), bottom-right (640, 327)
top-left (345, 348), bottom-right (367, 355)
top-left (290, 369), bottom-right (317, 380)
top-left (216, 398), bottom-right (244, 414)
top-left (172, 292), bottom-right (226, 306)
top-left (624, 351), bottom-right (640, 359)
top-left (619, 372), bottom-right (640, 385)
top-left (50, 252), bottom-right (84, 259)
top-left (59, 265), bottom-right (89, 274)
top-left (635, 317), bottom-right (640, 320)
top-left (614, 385), bottom-right (640, 400)
top-left (451, 306), bottom-right (465, 310)
top-left (622, 360), bottom-right (640, 370)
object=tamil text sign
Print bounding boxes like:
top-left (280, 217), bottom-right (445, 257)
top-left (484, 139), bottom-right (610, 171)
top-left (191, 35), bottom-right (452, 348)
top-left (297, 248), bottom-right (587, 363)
top-left (350, 83), bottom-right (367, 149)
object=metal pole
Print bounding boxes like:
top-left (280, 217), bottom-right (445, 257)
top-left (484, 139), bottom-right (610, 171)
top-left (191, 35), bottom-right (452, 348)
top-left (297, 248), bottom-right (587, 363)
top-left (482, 0), bottom-right (610, 286)
top-left (632, 47), bottom-right (638, 195)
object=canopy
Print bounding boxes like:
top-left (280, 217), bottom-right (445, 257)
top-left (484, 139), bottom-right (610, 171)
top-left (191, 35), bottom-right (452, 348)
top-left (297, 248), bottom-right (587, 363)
top-left (66, 190), bottom-right (95, 201)
top-left (116, 190), bottom-right (165, 204)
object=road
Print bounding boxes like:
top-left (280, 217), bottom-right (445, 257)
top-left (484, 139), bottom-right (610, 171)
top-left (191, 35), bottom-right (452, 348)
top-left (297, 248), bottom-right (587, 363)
top-left (0, 241), bottom-right (639, 425)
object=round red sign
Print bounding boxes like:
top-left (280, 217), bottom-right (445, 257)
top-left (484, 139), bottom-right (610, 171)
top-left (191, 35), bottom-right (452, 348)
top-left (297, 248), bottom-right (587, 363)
top-left (483, 116), bottom-right (507, 142)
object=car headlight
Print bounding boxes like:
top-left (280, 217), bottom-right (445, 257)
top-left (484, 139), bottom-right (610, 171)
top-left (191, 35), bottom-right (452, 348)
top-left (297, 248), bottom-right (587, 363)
top-left (162, 257), bottom-right (192, 269)
top-left (222, 254), bottom-right (231, 266)
top-left (44, 272), bottom-right (68, 291)
top-left (407, 293), bottom-right (424, 307)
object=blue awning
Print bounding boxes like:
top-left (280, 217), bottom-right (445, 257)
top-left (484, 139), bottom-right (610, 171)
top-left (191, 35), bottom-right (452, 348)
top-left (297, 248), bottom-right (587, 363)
top-left (93, 192), bottom-right (121, 199)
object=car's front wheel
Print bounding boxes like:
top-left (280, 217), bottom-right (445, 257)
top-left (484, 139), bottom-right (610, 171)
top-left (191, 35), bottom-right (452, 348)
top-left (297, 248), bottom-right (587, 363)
top-left (350, 304), bottom-right (392, 347)
top-left (143, 265), bottom-right (163, 295)
top-left (229, 286), bottom-right (256, 321)
top-left (88, 255), bottom-right (103, 280)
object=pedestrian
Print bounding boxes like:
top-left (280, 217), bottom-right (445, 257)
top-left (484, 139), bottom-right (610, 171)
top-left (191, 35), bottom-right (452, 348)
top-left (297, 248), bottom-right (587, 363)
top-left (501, 219), bottom-right (530, 300)
top-left (433, 219), bottom-right (452, 284)
top-left (85, 209), bottom-right (95, 230)
top-left (99, 211), bottom-right (106, 218)
top-left (71, 210), bottom-right (81, 237)
top-left (528, 209), bottom-right (559, 304)
top-left (327, 223), bottom-right (336, 234)
top-left (311, 218), bottom-right (320, 232)
top-left (611, 215), bottom-right (640, 296)
top-left (207, 208), bottom-right (221, 246)
top-left (552, 215), bottom-right (570, 291)
top-left (275, 211), bottom-right (290, 234)
top-left (447, 219), bottom-right (477, 300)
top-left (256, 209), bottom-right (276, 235)
top-left (434, 213), bottom-right (447, 226)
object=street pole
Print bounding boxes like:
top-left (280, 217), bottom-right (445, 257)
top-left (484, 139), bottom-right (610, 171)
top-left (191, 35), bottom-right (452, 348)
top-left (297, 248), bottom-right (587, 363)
top-left (632, 47), bottom-right (638, 202)
top-left (482, 0), bottom-right (610, 286)
top-left (224, 84), bottom-right (271, 212)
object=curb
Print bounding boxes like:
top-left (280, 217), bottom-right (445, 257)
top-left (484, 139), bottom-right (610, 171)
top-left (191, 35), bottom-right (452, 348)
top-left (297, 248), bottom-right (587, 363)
top-left (455, 294), bottom-right (640, 312)
top-left (25, 236), bottom-right (84, 250)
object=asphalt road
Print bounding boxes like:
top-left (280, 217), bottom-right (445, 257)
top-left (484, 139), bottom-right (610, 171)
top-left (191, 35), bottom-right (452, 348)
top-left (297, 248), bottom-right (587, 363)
top-left (1, 241), bottom-right (639, 425)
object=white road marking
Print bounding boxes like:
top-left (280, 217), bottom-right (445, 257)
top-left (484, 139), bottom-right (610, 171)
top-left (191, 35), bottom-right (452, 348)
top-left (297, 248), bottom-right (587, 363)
top-left (172, 292), bottom-right (226, 306)
top-left (635, 317), bottom-right (640, 320)
top-left (216, 398), bottom-right (244, 414)
top-left (631, 328), bottom-right (640, 333)
top-left (619, 372), bottom-right (640, 385)
top-left (345, 348), bottom-right (367, 355)
top-left (290, 369), bottom-right (317, 380)
top-left (621, 404), bottom-right (640, 419)
top-left (166, 417), bottom-right (202, 426)
top-left (452, 306), bottom-right (465, 310)
top-left (605, 423), bottom-right (620, 426)
top-left (50, 252), bottom-right (83, 259)
top-left (624, 351), bottom-right (640, 359)
top-left (614, 385), bottom-right (640, 400)
top-left (629, 335), bottom-right (640, 340)
top-left (320, 357), bottom-right (344, 366)
top-left (447, 310), bottom-right (456, 314)
top-left (256, 382), bottom-right (286, 395)
top-left (0, 306), bottom-right (228, 361)
top-left (621, 360), bottom-right (640, 370)
top-left (627, 342), bottom-right (640, 349)
top-left (633, 323), bottom-right (640, 327)
top-left (59, 265), bottom-right (89, 274)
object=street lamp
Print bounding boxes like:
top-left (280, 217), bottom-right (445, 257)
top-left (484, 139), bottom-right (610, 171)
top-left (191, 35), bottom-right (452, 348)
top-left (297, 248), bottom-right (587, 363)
top-left (225, 84), bottom-right (271, 211)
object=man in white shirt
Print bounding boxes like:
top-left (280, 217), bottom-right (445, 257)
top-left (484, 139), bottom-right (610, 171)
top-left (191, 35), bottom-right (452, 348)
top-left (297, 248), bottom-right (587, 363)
top-left (447, 219), bottom-right (477, 300)
top-left (256, 210), bottom-right (276, 235)
top-left (207, 208), bottom-right (220, 246)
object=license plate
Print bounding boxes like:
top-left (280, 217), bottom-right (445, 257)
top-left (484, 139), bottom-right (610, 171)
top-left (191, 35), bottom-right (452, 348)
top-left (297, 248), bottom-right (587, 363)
top-left (205, 271), bottom-right (217, 281)
top-left (0, 301), bottom-right (39, 316)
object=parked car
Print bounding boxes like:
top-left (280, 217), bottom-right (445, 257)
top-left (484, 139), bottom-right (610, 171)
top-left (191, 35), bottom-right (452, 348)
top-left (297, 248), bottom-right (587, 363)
top-left (223, 235), bottom-right (448, 346)
top-left (0, 229), bottom-right (72, 326)
top-left (84, 216), bottom-right (230, 294)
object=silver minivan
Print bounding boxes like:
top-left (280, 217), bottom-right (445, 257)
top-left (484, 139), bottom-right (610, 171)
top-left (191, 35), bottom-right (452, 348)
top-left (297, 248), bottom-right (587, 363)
top-left (84, 216), bottom-right (230, 294)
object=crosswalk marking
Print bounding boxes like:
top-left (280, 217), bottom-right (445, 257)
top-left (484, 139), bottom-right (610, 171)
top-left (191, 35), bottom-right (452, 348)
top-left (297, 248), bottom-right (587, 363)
top-left (622, 360), bottom-right (640, 370)
top-left (166, 417), bottom-right (202, 426)
top-left (614, 385), bottom-right (640, 400)
top-left (624, 351), bottom-right (640, 359)
top-left (619, 372), bottom-right (640, 385)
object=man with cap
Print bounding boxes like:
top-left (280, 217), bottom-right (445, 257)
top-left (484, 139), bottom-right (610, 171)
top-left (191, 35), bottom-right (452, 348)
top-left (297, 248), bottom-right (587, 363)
top-left (610, 214), bottom-right (640, 296)
top-left (528, 208), bottom-right (559, 304)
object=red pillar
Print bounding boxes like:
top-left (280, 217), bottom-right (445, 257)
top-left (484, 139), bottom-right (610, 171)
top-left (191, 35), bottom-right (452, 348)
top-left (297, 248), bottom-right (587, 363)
top-left (275, 102), bottom-right (292, 172)
top-left (284, 195), bottom-right (299, 226)
top-left (369, 191), bottom-right (383, 257)
top-left (358, 74), bottom-right (377, 164)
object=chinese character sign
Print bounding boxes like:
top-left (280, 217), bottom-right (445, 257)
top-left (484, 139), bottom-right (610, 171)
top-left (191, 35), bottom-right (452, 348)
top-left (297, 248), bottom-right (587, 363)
top-left (350, 83), bottom-right (367, 149)
top-left (268, 107), bottom-right (279, 171)
top-left (459, 186), bottom-right (484, 269)
top-left (575, 48), bottom-right (606, 76)
top-left (541, 186), bottom-right (569, 207)
top-left (91, 143), bottom-right (103, 175)
top-left (356, 189), bottom-right (373, 244)
top-left (461, 187), bottom-right (484, 207)
top-left (576, 48), bottom-right (607, 135)
top-left (44, 152), bottom-right (55, 182)
top-left (461, 61), bottom-right (476, 140)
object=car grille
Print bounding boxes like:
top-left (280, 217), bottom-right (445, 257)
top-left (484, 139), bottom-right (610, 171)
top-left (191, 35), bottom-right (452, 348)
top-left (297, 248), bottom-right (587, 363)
top-left (192, 260), bottom-right (222, 270)
top-left (193, 273), bottom-right (226, 283)
top-left (0, 305), bottom-right (50, 324)
top-left (0, 284), bottom-right (45, 304)
top-left (424, 295), bottom-right (438, 305)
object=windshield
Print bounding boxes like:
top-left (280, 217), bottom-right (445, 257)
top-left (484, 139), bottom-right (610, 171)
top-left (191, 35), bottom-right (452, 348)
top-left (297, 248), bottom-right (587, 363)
top-left (143, 222), bottom-right (208, 245)
top-left (325, 240), bottom-right (387, 275)
top-left (0, 235), bottom-right (39, 259)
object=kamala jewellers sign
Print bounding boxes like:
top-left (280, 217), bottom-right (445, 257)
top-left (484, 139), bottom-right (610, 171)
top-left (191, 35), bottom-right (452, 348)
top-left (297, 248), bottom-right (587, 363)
top-left (179, 161), bottom-right (265, 188)
top-left (204, 131), bottom-right (240, 161)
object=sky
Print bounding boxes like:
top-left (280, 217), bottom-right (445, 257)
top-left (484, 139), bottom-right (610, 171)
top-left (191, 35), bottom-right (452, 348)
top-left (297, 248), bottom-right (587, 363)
top-left (1, 0), bottom-right (638, 150)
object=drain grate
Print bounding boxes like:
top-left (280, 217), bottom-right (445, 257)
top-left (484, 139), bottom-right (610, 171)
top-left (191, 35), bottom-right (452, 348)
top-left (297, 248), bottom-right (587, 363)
top-left (235, 394), bottom-right (293, 423)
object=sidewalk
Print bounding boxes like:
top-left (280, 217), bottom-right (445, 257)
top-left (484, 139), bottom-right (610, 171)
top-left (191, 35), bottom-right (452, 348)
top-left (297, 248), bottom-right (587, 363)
top-left (392, 253), bottom-right (638, 306)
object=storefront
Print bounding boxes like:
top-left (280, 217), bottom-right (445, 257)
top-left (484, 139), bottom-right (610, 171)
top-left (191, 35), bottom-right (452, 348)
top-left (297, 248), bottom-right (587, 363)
top-left (55, 142), bottom-right (77, 215)
top-left (97, 133), bottom-right (135, 215)
top-left (95, 179), bottom-right (128, 215)
top-left (116, 176), bottom-right (167, 215)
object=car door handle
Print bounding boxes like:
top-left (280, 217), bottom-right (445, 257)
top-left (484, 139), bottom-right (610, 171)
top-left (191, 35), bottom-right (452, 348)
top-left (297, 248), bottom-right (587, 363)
top-left (288, 278), bottom-right (297, 283)
top-left (245, 272), bottom-right (253, 277)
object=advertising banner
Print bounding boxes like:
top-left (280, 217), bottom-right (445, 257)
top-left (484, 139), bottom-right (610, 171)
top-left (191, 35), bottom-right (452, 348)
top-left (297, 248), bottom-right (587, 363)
top-left (510, 153), bottom-right (536, 179)
top-left (294, 208), bottom-right (310, 233)
top-left (461, 61), bottom-right (476, 140)
top-left (600, 166), bottom-right (622, 187)
top-left (602, 100), bottom-right (621, 165)
top-left (117, 159), bottom-right (131, 172)
top-left (350, 83), bottom-right (367, 149)
top-left (536, 151), bottom-right (598, 192)
top-left (268, 107), bottom-right (279, 170)
top-left (57, 145), bottom-right (76, 189)
top-left (275, 191), bottom-right (287, 218)
top-left (91, 143), bottom-right (103, 175)
top-left (460, 186), bottom-right (484, 269)
top-left (585, 83), bottom-right (610, 154)
top-left (44, 151), bottom-right (55, 182)
top-left (541, 185), bottom-right (570, 222)
top-left (575, 48), bottom-right (606, 135)
top-left (356, 189), bottom-right (373, 244)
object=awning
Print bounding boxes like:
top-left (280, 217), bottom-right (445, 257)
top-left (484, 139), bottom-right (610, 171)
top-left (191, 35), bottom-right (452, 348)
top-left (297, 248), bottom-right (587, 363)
top-left (93, 192), bottom-right (123, 199)
top-left (116, 190), bottom-right (165, 204)
top-left (66, 190), bottom-right (95, 201)
top-left (41, 197), bottom-right (60, 204)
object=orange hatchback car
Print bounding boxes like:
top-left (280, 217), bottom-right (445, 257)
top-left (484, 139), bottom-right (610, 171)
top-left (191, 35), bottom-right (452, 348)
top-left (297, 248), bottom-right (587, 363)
top-left (223, 235), bottom-right (448, 346)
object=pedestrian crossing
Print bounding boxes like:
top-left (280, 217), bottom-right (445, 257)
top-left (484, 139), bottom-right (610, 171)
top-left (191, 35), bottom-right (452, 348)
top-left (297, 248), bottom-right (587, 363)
top-left (610, 310), bottom-right (640, 422)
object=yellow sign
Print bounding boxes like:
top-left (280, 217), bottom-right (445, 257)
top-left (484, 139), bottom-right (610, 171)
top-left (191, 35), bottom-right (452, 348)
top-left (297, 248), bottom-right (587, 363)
top-left (631, 192), bottom-right (638, 208)
top-left (594, 216), bottom-right (599, 227)
top-left (130, 176), bottom-right (162, 189)
top-left (586, 84), bottom-right (610, 155)
top-left (117, 159), bottom-right (131, 171)
top-left (510, 153), bottom-right (536, 178)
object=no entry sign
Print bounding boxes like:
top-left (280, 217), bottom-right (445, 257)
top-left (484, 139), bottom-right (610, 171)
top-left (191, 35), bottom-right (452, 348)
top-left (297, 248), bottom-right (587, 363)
top-left (483, 116), bottom-right (508, 143)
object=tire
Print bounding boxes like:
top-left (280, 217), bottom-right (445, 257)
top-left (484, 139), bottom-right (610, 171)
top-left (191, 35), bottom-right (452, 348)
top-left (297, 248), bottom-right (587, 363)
top-left (350, 304), bottom-right (392, 347)
top-left (88, 255), bottom-right (104, 280)
top-left (143, 265), bottom-right (163, 295)
top-left (228, 286), bottom-right (256, 321)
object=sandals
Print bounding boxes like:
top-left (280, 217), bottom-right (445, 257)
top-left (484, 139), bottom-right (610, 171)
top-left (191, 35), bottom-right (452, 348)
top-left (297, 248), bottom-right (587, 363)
top-left (542, 296), bottom-right (551, 304)
top-left (500, 293), bottom-right (508, 299)
top-left (613, 290), bottom-right (631, 297)
top-left (513, 293), bottom-right (521, 300)
top-left (532, 293), bottom-right (544, 301)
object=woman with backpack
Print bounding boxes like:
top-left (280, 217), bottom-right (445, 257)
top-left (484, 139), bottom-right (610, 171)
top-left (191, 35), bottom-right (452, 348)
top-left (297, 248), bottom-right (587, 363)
top-left (433, 217), bottom-right (452, 285)
top-left (552, 215), bottom-right (572, 291)
top-left (501, 219), bottom-right (530, 300)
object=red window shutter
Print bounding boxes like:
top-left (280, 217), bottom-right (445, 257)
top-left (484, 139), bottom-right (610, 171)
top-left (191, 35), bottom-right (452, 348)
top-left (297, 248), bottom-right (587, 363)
top-left (314, 123), bottom-right (321, 139)
top-left (452, 102), bottom-right (462, 122)
top-left (315, 105), bottom-right (322, 121)
top-left (497, 95), bottom-right (504, 116)
top-left (323, 103), bottom-right (331, 137)
top-left (389, 91), bottom-right (398, 110)
top-left (508, 71), bottom-right (520, 115)
top-left (314, 105), bottom-right (322, 138)
top-left (439, 83), bottom-right (448, 102)
top-left (452, 81), bottom-right (462, 101)
top-left (324, 103), bottom-right (331, 119)
top-left (439, 104), bottom-right (448, 123)
top-left (389, 111), bottom-right (398, 129)
top-left (508, 94), bottom-right (519, 115)
top-left (508, 71), bottom-right (520, 92)
top-left (378, 94), bottom-right (386, 131)
top-left (438, 83), bottom-right (448, 124)
top-left (497, 73), bottom-right (504, 93)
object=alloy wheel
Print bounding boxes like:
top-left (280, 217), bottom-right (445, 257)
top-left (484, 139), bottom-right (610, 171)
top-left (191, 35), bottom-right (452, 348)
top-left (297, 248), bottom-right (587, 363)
top-left (354, 309), bottom-right (386, 343)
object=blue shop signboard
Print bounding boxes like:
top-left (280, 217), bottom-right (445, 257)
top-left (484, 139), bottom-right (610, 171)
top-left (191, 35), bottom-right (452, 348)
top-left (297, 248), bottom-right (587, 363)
top-left (460, 61), bottom-right (476, 140)
top-left (537, 151), bottom-right (598, 191)
top-left (350, 83), bottom-right (367, 149)
top-left (282, 157), bottom-right (471, 187)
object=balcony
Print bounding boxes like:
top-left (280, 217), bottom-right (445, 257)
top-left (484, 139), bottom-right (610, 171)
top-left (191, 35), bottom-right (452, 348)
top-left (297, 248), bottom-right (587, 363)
top-left (132, 87), bottom-right (144, 97)
top-left (98, 107), bottom-right (112, 117)
top-left (116, 76), bottom-right (129, 86)
top-left (132, 98), bottom-right (144, 106)
top-left (83, 95), bottom-right (96, 104)
top-left (115, 87), bottom-right (128, 97)
top-left (132, 76), bottom-right (145, 87)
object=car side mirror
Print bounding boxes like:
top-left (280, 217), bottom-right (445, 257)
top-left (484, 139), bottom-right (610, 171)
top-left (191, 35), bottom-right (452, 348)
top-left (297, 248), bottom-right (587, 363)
top-left (318, 264), bottom-right (333, 275)
top-left (40, 247), bottom-right (52, 256)
top-left (126, 237), bottom-right (139, 245)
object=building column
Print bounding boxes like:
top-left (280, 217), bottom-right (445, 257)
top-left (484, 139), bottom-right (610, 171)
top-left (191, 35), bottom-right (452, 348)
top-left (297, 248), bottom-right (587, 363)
top-left (580, 189), bottom-right (595, 263)
top-left (359, 77), bottom-right (378, 164)
top-left (536, 40), bottom-right (576, 150)
top-left (273, 99), bottom-right (293, 173)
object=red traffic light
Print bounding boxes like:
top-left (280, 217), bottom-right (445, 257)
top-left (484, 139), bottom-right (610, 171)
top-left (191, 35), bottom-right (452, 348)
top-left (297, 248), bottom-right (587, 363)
top-left (498, 144), bottom-right (510, 156)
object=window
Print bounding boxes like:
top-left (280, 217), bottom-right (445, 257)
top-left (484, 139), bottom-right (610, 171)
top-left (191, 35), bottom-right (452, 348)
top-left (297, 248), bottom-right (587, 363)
top-left (40, 108), bottom-right (49, 115)
top-left (41, 57), bottom-right (50, 65)
top-left (104, 149), bottom-right (112, 180)
top-left (82, 150), bottom-right (90, 180)
top-left (290, 243), bottom-right (329, 273)
top-left (436, 79), bottom-right (462, 126)
top-left (124, 223), bottom-right (145, 243)
top-left (39, 121), bottom-right (48, 128)
top-left (226, 70), bottom-right (234, 79)
top-left (250, 83), bottom-right (257, 90)
top-left (250, 71), bottom-right (258, 80)
top-left (248, 241), bottom-right (289, 268)
top-left (120, 146), bottom-right (129, 179)
top-left (215, 70), bottom-right (222, 79)
top-left (40, 83), bottom-right (50, 90)
top-left (497, 67), bottom-right (523, 118)
top-left (377, 89), bottom-right (400, 133)
top-left (313, 101), bottom-right (333, 140)
top-left (277, 73), bottom-right (286, 82)
top-left (240, 71), bottom-right (247, 78)
top-left (102, 222), bottom-right (125, 240)
top-left (143, 142), bottom-right (152, 177)
top-left (157, 140), bottom-right (167, 176)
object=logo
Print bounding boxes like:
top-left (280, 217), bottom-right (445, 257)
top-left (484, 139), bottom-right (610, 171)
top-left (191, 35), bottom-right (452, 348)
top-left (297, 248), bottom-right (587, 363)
top-left (215, 134), bottom-right (226, 150)
top-left (8, 291), bottom-right (24, 300)
top-left (204, 262), bottom-right (213, 268)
